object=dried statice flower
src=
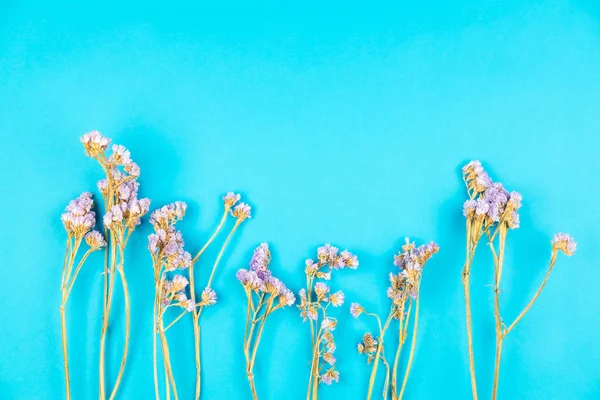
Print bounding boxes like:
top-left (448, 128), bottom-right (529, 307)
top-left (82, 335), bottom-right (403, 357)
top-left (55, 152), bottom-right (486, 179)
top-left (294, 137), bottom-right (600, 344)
top-left (61, 192), bottom-right (96, 238)
top-left (80, 130), bottom-right (111, 157)
top-left (552, 233), bottom-right (577, 256)
top-left (59, 192), bottom-right (105, 400)
top-left (223, 192), bottom-right (241, 208)
top-left (458, 160), bottom-right (576, 400)
top-left (350, 302), bottom-right (364, 318)
top-left (181, 191), bottom-right (250, 399)
top-left (353, 237), bottom-right (437, 400)
top-left (238, 243), bottom-right (295, 399)
top-left (231, 202), bottom-right (252, 221)
top-left (320, 369), bottom-right (340, 385)
top-left (298, 244), bottom-right (358, 398)
top-left (85, 230), bottom-right (107, 250)
top-left (78, 131), bottom-right (154, 399)
top-left (147, 201), bottom-right (196, 400)
top-left (201, 287), bottom-right (217, 306)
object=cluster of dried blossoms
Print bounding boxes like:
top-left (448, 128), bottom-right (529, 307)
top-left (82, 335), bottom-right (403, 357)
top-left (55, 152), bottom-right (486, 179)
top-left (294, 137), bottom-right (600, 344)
top-left (60, 192), bottom-right (107, 400)
top-left (461, 161), bottom-right (576, 400)
top-left (236, 243), bottom-right (296, 399)
top-left (80, 131), bottom-right (151, 400)
top-left (351, 238), bottom-right (438, 400)
top-left (148, 194), bottom-right (250, 400)
top-left (297, 244), bottom-right (358, 400)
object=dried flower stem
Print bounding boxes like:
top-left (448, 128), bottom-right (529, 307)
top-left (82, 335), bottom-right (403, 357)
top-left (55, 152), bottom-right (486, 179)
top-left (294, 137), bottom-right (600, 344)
top-left (462, 220), bottom-right (479, 400)
top-left (99, 232), bottom-right (117, 399)
top-left (242, 291), bottom-right (276, 400)
top-left (109, 244), bottom-right (131, 400)
top-left (366, 312), bottom-right (393, 400)
top-left (399, 295), bottom-right (419, 399)
top-left (390, 301), bottom-right (410, 399)
top-left (190, 217), bottom-right (241, 399)
top-left (504, 251), bottom-right (557, 336)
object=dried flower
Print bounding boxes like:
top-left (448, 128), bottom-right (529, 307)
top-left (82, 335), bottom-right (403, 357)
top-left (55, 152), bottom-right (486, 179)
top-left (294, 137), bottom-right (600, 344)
top-left (61, 192), bottom-right (96, 237)
top-left (314, 282), bottom-right (330, 301)
top-left (201, 287), bottom-right (217, 306)
top-left (552, 233), bottom-right (577, 256)
top-left (85, 230), bottom-right (107, 250)
top-left (329, 290), bottom-right (345, 307)
top-left (231, 202), bottom-right (252, 221)
top-left (321, 318), bottom-right (337, 331)
top-left (350, 302), bottom-right (364, 318)
top-left (320, 369), bottom-right (340, 385)
top-left (223, 192), bottom-right (241, 208)
top-left (80, 130), bottom-right (111, 157)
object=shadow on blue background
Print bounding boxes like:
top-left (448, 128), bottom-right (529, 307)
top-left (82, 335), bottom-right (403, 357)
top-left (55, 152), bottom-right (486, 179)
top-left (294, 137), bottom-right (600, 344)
top-left (0, 1), bottom-right (599, 399)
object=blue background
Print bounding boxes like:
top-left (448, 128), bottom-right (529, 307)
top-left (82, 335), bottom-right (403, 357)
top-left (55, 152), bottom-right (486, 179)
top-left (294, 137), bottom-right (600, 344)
top-left (1, 1), bottom-right (599, 399)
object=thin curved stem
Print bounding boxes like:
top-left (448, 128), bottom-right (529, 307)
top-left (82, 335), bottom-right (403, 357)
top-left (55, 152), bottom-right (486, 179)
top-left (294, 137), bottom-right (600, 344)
top-left (366, 312), bottom-right (386, 400)
top-left (206, 220), bottom-right (241, 289)
top-left (192, 209), bottom-right (229, 265)
top-left (504, 251), bottom-right (558, 336)
top-left (65, 249), bottom-right (93, 299)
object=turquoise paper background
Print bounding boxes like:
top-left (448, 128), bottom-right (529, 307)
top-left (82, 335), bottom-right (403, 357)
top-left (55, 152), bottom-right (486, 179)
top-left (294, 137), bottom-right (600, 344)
top-left (1, 1), bottom-right (599, 399)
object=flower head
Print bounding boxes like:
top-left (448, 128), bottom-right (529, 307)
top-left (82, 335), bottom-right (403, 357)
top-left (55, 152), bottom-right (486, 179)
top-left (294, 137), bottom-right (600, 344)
top-left (201, 287), bottom-right (217, 306)
top-left (320, 369), bottom-right (340, 385)
top-left (80, 131), bottom-right (111, 157)
top-left (250, 243), bottom-right (271, 278)
top-left (231, 202), bottom-right (252, 221)
top-left (61, 192), bottom-right (96, 237)
top-left (329, 290), bottom-right (345, 307)
top-left (85, 230), bottom-right (107, 250)
top-left (314, 282), bottom-right (330, 301)
top-left (223, 192), bottom-right (241, 208)
top-left (321, 317), bottom-right (337, 331)
top-left (350, 302), bottom-right (364, 318)
top-left (552, 233), bottom-right (577, 256)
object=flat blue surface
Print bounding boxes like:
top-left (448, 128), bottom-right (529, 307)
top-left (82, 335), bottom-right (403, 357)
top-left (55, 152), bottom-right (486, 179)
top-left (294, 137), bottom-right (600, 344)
top-left (1, 1), bottom-right (599, 399)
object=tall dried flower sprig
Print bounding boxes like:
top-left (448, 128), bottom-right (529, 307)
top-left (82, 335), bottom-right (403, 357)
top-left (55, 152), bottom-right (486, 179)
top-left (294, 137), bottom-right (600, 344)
top-left (148, 201), bottom-right (210, 399)
top-left (298, 244), bottom-right (358, 400)
top-left (237, 243), bottom-right (296, 400)
top-left (80, 131), bottom-right (151, 400)
top-left (60, 192), bottom-right (106, 400)
top-left (460, 160), bottom-right (576, 400)
top-left (188, 193), bottom-right (250, 400)
top-left (351, 238), bottom-right (438, 400)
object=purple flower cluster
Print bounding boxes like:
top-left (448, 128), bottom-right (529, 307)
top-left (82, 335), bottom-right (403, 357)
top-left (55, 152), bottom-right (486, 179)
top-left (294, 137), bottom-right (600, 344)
top-left (462, 160), bottom-right (492, 193)
top-left (149, 202), bottom-right (187, 229)
top-left (393, 238), bottom-right (439, 272)
top-left (237, 243), bottom-right (296, 307)
top-left (462, 161), bottom-right (522, 229)
top-left (161, 274), bottom-right (192, 309)
top-left (316, 244), bottom-right (359, 270)
top-left (85, 230), bottom-right (107, 250)
top-left (81, 133), bottom-right (151, 231)
top-left (61, 192), bottom-right (98, 238)
top-left (390, 238), bottom-right (439, 300)
top-left (148, 202), bottom-right (192, 272)
top-left (551, 233), bottom-right (577, 256)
